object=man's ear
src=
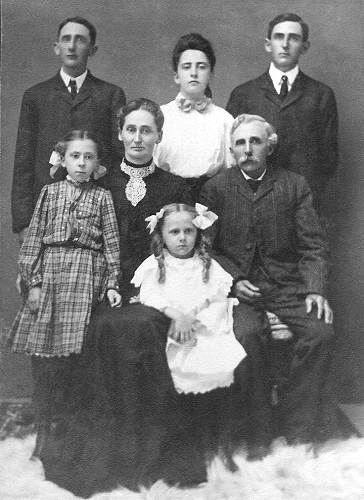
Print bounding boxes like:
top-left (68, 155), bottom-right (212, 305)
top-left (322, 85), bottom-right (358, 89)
top-left (88, 45), bottom-right (98, 58)
top-left (264, 38), bottom-right (272, 54)
top-left (118, 130), bottom-right (123, 142)
top-left (267, 144), bottom-right (274, 156)
top-left (301, 40), bottom-right (310, 55)
top-left (53, 42), bottom-right (60, 57)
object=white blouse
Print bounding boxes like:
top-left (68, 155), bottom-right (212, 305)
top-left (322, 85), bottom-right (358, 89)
top-left (132, 252), bottom-right (246, 394)
top-left (154, 97), bottom-right (234, 179)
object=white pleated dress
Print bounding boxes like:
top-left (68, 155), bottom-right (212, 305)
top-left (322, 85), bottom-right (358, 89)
top-left (131, 252), bottom-right (246, 394)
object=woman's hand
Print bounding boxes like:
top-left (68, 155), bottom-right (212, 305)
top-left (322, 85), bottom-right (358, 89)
top-left (107, 289), bottom-right (122, 308)
top-left (27, 287), bottom-right (41, 313)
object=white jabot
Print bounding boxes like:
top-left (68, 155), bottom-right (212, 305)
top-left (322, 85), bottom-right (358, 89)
top-left (154, 95), bottom-right (234, 178)
top-left (120, 160), bottom-right (155, 206)
top-left (269, 62), bottom-right (299, 94)
top-left (60, 68), bottom-right (88, 93)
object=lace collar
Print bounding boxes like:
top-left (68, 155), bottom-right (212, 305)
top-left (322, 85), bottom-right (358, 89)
top-left (120, 159), bottom-right (156, 206)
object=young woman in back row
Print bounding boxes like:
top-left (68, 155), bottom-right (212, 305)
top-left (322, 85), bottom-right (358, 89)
top-left (154, 33), bottom-right (233, 201)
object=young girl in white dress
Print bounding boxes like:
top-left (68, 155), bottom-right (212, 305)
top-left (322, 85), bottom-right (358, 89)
top-left (132, 202), bottom-right (245, 395)
top-left (131, 203), bottom-right (245, 478)
top-left (7, 130), bottom-right (121, 458)
top-left (154, 33), bottom-right (233, 201)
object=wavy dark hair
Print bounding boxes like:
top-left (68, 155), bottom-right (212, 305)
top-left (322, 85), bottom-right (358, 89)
top-left (172, 33), bottom-right (216, 98)
top-left (150, 203), bottom-right (212, 284)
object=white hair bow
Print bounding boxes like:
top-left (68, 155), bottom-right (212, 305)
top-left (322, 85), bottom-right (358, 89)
top-left (49, 151), bottom-right (63, 179)
top-left (48, 151), bottom-right (107, 180)
top-left (192, 203), bottom-right (218, 230)
top-left (145, 208), bottom-right (165, 234)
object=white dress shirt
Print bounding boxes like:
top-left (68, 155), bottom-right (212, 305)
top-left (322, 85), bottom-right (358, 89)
top-left (60, 68), bottom-right (88, 93)
top-left (269, 62), bottom-right (299, 94)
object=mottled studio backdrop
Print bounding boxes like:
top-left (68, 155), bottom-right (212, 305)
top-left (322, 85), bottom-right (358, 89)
top-left (1, 0), bottom-right (364, 400)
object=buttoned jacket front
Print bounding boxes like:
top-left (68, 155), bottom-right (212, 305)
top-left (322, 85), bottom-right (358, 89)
top-left (226, 71), bottom-right (338, 209)
top-left (12, 71), bottom-right (126, 233)
top-left (200, 166), bottom-right (328, 296)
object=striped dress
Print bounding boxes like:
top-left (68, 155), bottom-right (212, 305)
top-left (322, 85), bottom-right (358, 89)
top-left (7, 179), bottom-right (120, 357)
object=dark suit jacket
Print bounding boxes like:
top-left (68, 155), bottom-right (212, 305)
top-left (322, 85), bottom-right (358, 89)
top-left (12, 71), bottom-right (126, 233)
top-left (200, 166), bottom-right (329, 296)
top-left (226, 71), bottom-right (338, 210)
top-left (100, 164), bottom-right (192, 294)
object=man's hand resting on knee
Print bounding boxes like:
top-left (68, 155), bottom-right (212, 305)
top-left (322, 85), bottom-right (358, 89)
top-left (305, 294), bottom-right (333, 324)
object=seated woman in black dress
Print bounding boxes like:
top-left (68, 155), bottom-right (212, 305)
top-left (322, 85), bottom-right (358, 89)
top-left (41, 99), bottom-right (248, 498)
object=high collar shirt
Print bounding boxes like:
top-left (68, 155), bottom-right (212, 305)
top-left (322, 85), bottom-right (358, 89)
top-left (153, 95), bottom-right (234, 178)
top-left (60, 67), bottom-right (88, 93)
top-left (240, 169), bottom-right (267, 181)
top-left (269, 62), bottom-right (299, 94)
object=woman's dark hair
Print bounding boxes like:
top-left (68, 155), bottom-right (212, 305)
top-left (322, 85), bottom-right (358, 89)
top-left (54, 129), bottom-right (102, 158)
top-left (57, 17), bottom-right (97, 45)
top-left (117, 98), bottom-right (164, 133)
top-left (172, 33), bottom-right (216, 98)
top-left (150, 203), bottom-right (212, 283)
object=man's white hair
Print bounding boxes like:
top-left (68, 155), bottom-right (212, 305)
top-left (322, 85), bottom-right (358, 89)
top-left (230, 114), bottom-right (278, 150)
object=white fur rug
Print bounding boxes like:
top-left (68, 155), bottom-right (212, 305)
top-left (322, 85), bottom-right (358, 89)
top-left (1, 435), bottom-right (364, 500)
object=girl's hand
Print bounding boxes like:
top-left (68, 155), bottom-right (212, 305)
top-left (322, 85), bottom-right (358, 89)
top-left (27, 287), bottom-right (41, 313)
top-left (107, 289), bottom-right (122, 308)
top-left (171, 314), bottom-right (196, 344)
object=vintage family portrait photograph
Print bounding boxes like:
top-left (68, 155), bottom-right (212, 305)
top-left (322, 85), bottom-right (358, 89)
top-left (0, 0), bottom-right (364, 498)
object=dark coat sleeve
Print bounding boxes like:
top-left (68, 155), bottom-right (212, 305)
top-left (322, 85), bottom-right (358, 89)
top-left (318, 86), bottom-right (338, 178)
top-left (226, 85), bottom-right (248, 118)
top-left (109, 86), bottom-right (126, 164)
top-left (11, 89), bottom-right (39, 233)
top-left (293, 178), bottom-right (329, 296)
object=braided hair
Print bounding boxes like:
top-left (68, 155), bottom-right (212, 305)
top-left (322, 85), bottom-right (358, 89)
top-left (150, 203), bottom-right (212, 284)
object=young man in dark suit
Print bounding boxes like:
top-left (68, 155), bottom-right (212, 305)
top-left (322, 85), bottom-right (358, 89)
top-left (226, 13), bottom-right (338, 213)
top-left (200, 114), bottom-right (338, 448)
top-left (12, 16), bottom-right (126, 243)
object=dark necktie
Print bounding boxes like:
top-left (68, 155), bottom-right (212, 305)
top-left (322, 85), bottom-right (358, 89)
top-left (69, 79), bottom-right (77, 100)
top-left (247, 179), bottom-right (261, 192)
top-left (279, 75), bottom-right (288, 100)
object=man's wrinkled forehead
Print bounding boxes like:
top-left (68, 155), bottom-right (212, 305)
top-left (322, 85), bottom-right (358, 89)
top-left (231, 121), bottom-right (268, 144)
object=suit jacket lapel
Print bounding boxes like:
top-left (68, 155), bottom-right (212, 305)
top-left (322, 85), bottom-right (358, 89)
top-left (231, 167), bottom-right (256, 201)
top-left (72, 71), bottom-right (94, 107)
top-left (255, 168), bottom-right (275, 201)
top-left (280, 71), bottom-right (305, 110)
top-left (260, 72), bottom-right (282, 108)
top-left (260, 70), bottom-right (305, 110)
top-left (52, 72), bottom-right (73, 104)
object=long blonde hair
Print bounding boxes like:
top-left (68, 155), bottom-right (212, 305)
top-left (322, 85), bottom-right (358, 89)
top-left (150, 203), bottom-right (212, 283)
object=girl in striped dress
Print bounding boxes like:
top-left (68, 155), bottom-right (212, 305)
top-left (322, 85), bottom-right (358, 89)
top-left (7, 130), bottom-right (121, 459)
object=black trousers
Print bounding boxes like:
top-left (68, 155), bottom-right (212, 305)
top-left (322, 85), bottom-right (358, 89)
top-left (233, 276), bottom-right (338, 443)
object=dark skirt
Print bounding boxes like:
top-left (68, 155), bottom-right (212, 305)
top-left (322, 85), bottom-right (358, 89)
top-left (42, 302), bottom-right (248, 498)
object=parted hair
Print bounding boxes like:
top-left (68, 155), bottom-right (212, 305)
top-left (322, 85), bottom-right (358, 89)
top-left (117, 98), bottom-right (164, 133)
top-left (267, 13), bottom-right (309, 42)
top-left (54, 129), bottom-right (102, 158)
top-left (150, 203), bottom-right (212, 284)
top-left (57, 17), bottom-right (97, 45)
